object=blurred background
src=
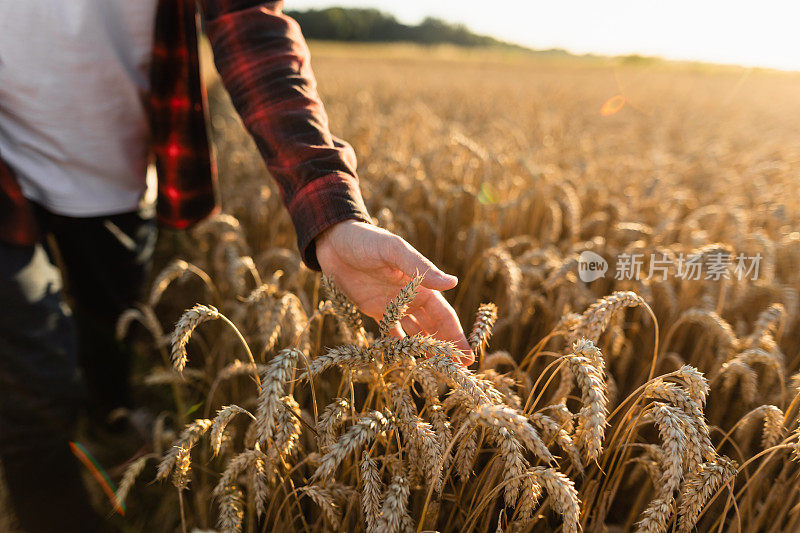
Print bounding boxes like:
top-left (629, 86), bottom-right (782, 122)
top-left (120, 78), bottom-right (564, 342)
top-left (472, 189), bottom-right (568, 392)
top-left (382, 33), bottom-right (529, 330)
top-left (287, 0), bottom-right (800, 71)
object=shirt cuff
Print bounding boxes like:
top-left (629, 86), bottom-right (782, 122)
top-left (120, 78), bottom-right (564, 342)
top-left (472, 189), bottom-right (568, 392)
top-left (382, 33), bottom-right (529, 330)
top-left (286, 172), bottom-right (372, 271)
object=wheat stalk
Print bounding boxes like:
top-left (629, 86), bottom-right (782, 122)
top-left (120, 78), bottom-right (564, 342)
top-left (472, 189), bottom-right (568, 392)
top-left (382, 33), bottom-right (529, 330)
top-left (115, 455), bottom-right (152, 510)
top-left (566, 339), bottom-right (608, 463)
top-left (302, 485), bottom-right (343, 530)
top-left (324, 275), bottom-right (367, 341)
top-left (313, 411), bottom-right (390, 481)
top-left (171, 305), bottom-right (220, 372)
top-left (470, 302), bottom-right (498, 364)
top-left (676, 458), bottom-right (737, 533)
top-left (473, 403), bottom-right (554, 464)
top-left (378, 275), bottom-right (424, 338)
top-left (391, 385), bottom-right (443, 489)
top-left (157, 418), bottom-right (213, 481)
top-left (305, 344), bottom-right (374, 378)
top-left (528, 466), bottom-right (580, 533)
top-left (377, 475), bottom-right (413, 533)
top-left (275, 395), bottom-right (302, 458)
top-left (360, 450), bottom-right (383, 533)
top-left (210, 405), bottom-right (254, 456)
top-left (319, 397), bottom-right (350, 448)
top-left (570, 291), bottom-right (645, 343)
top-left (255, 348), bottom-right (299, 446)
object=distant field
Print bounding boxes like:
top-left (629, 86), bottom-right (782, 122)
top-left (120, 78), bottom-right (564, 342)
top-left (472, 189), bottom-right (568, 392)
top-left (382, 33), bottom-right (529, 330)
top-left (297, 41), bottom-right (799, 216)
top-left (304, 39), bottom-right (796, 73)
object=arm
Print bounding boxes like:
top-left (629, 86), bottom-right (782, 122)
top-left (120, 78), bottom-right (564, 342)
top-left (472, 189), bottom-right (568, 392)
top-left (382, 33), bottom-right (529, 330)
top-left (199, 1), bottom-right (472, 362)
top-left (199, 0), bottom-right (369, 269)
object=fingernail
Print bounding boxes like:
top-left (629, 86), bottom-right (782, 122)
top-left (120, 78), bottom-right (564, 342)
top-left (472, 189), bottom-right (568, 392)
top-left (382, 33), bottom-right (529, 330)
top-left (458, 348), bottom-right (475, 366)
top-left (442, 272), bottom-right (458, 283)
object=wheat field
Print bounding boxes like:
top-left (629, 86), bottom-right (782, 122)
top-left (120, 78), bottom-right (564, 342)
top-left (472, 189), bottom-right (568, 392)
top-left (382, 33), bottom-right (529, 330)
top-left (85, 44), bottom-right (800, 532)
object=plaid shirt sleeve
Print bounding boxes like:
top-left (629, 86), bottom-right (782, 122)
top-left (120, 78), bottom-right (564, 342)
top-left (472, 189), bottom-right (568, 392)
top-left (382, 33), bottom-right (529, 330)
top-left (0, 156), bottom-right (38, 247)
top-left (199, 0), bottom-right (372, 270)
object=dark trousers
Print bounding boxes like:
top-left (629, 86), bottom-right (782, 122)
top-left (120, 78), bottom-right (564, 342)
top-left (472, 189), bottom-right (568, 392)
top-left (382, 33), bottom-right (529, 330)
top-left (0, 204), bottom-right (155, 532)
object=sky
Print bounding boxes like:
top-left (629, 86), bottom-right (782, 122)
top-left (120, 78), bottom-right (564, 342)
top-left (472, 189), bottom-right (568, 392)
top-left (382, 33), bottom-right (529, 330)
top-left (289, 0), bottom-right (800, 71)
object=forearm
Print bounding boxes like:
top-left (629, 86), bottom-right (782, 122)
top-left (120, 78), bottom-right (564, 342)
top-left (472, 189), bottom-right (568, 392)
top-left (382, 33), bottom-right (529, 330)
top-left (199, 0), bottom-right (371, 268)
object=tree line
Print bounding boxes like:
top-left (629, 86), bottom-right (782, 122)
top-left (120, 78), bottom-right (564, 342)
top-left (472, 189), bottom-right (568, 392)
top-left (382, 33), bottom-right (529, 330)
top-left (285, 7), bottom-right (527, 49)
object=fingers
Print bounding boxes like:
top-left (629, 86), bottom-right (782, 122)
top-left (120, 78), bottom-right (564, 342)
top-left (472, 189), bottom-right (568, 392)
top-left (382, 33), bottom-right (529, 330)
top-left (414, 289), bottom-right (474, 366)
top-left (388, 323), bottom-right (406, 339)
top-left (387, 236), bottom-right (458, 291)
top-left (400, 315), bottom-right (425, 337)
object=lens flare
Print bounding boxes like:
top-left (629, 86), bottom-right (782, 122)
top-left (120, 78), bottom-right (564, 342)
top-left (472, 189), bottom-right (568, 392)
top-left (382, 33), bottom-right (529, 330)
top-left (600, 94), bottom-right (626, 116)
top-left (478, 182), bottom-right (498, 205)
top-left (69, 441), bottom-right (126, 516)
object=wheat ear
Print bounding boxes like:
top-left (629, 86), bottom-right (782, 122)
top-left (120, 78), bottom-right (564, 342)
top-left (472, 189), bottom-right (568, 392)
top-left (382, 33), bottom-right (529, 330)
top-left (378, 274), bottom-right (424, 337)
top-left (318, 397), bottom-right (350, 449)
top-left (115, 455), bottom-right (152, 510)
top-left (171, 304), bottom-right (220, 372)
top-left (313, 411), bottom-right (390, 481)
top-left (677, 459), bottom-right (737, 533)
top-left (567, 339), bottom-right (608, 463)
top-left (470, 302), bottom-right (498, 363)
top-left (377, 475), bottom-right (413, 533)
top-left (323, 275), bottom-right (367, 340)
top-left (360, 450), bottom-right (383, 533)
top-left (210, 405), bottom-right (254, 456)
top-left (156, 418), bottom-right (213, 481)
top-left (255, 348), bottom-right (299, 446)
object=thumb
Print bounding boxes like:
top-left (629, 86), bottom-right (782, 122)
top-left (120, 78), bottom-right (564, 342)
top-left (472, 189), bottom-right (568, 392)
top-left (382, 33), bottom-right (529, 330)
top-left (390, 237), bottom-right (458, 291)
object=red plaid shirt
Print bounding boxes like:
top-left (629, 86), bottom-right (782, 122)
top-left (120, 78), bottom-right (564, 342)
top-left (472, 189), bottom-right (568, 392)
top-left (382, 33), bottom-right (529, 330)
top-left (0, 0), bottom-right (370, 270)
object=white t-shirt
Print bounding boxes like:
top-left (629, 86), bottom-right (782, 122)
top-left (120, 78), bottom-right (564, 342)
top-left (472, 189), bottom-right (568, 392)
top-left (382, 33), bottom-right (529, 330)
top-left (0, 0), bottom-right (158, 216)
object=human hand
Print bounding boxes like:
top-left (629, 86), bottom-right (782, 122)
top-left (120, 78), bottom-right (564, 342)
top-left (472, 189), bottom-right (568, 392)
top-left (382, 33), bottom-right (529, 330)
top-left (315, 220), bottom-right (473, 366)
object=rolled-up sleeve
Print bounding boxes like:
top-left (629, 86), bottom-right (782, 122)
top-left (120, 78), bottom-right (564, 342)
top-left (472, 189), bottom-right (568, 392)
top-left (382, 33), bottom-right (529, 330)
top-left (199, 0), bottom-right (371, 269)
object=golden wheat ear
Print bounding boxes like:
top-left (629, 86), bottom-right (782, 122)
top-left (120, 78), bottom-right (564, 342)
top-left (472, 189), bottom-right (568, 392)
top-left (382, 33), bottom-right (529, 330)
top-left (378, 274), bottom-right (424, 338)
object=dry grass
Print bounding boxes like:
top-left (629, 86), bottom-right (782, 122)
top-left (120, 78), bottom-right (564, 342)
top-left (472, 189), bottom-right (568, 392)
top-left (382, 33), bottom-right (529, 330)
top-left (93, 44), bottom-right (800, 532)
